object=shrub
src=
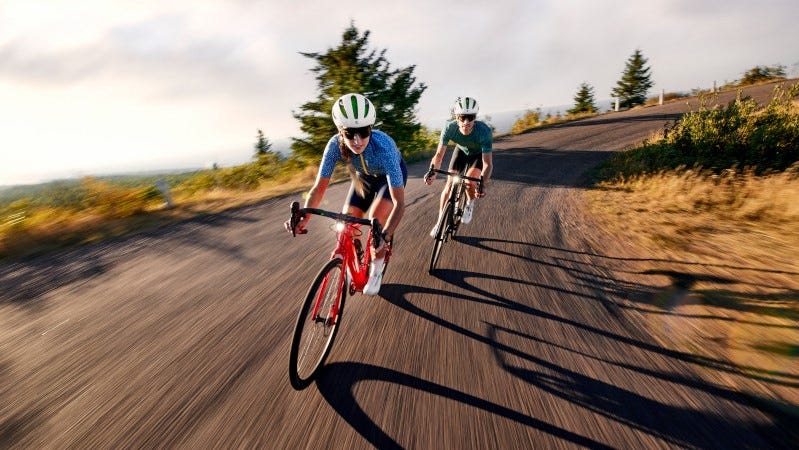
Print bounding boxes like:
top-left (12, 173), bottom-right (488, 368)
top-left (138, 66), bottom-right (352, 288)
top-left (596, 83), bottom-right (799, 180)
top-left (738, 65), bottom-right (786, 86)
top-left (510, 109), bottom-right (542, 134)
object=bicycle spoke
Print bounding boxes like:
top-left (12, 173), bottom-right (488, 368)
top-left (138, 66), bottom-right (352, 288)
top-left (289, 258), bottom-right (346, 389)
top-left (429, 203), bottom-right (453, 273)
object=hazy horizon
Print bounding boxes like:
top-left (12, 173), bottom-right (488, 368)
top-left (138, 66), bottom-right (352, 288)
top-left (1, 99), bottom-right (623, 188)
top-left (3, 0), bottom-right (798, 186)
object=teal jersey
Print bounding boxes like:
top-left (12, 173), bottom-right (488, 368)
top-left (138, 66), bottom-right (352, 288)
top-left (438, 120), bottom-right (493, 156)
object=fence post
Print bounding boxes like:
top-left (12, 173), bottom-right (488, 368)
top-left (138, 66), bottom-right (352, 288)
top-left (614, 98), bottom-right (619, 112)
top-left (155, 179), bottom-right (174, 209)
top-left (659, 89), bottom-right (664, 105)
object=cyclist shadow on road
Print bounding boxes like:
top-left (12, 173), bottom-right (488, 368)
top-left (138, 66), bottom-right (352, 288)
top-left (315, 277), bottom-right (614, 449)
top-left (316, 359), bottom-right (613, 450)
top-left (369, 281), bottom-right (798, 447)
top-left (482, 321), bottom-right (792, 448)
top-left (452, 234), bottom-right (799, 329)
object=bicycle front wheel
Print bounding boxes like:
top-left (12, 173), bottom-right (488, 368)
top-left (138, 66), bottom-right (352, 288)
top-left (289, 258), bottom-right (347, 390)
top-left (451, 188), bottom-right (467, 237)
top-left (429, 202), bottom-right (453, 274)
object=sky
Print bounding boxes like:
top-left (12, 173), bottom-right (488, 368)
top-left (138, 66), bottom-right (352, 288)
top-left (2, 0), bottom-right (798, 186)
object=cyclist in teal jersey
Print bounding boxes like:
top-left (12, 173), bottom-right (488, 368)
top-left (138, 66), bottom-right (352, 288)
top-left (424, 96), bottom-right (493, 237)
top-left (286, 93), bottom-right (407, 295)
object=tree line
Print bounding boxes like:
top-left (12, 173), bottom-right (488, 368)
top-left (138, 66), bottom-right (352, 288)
top-left (211, 24), bottom-right (794, 180)
top-left (250, 27), bottom-right (661, 165)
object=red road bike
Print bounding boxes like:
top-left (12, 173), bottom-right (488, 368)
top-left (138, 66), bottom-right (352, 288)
top-left (286, 201), bottom-right (392, 390)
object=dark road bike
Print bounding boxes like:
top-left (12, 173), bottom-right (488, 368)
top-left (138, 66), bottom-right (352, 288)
top-left (425, 166), bottom-right (483, 274)
top-left (286, 201), bottom-right (392, 390)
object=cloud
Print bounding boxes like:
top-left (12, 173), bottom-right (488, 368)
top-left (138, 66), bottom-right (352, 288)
top-left (2, 0), bottom-right (799, 185)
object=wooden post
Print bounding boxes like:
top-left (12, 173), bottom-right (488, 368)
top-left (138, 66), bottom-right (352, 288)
top-left (155, 179), bottom-right (174, 209)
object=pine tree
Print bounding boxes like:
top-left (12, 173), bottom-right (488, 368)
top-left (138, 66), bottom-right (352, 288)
top-left (568, 82), bottom-right (597, 115)
top-left (254, 129), bottom-right (273, 158)
top-left (254, 128), bottom-right (281, 169)
top-left (611, 49), bottom-right (654, 109)
top-left (739, 64), bottom-right (786, 86)
top-left (291, 24), bottom-right (427, 160)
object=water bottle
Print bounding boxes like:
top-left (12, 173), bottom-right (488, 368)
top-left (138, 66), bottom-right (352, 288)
top-left (353, 237), bottom-right (364, 263)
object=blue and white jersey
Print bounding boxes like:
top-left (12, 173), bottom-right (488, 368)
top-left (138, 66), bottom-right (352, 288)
top-left (319, 130), bottom-right (405, 188)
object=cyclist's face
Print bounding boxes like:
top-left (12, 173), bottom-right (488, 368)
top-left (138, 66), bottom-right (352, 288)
top-left (457, 114), bottom-right (475, 135)
top-left (341, 127), bottom-right (371, 154)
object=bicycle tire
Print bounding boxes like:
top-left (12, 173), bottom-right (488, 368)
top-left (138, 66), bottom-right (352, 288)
top-left (429, 202), bottom-right (453, 274)
top-left (451, 186), bottom-right (467, 237)
top-left (289, 257), bottom-right (347, 390)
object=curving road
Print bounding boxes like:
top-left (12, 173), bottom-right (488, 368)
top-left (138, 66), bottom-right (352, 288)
top-left (1, 81), bottom-right (796, 448)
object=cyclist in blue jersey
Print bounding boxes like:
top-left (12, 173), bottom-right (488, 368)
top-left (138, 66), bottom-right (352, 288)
top-left (424, 96), bottom-right (493, 237)
top-left (285, 93), bottom-right (407, 295)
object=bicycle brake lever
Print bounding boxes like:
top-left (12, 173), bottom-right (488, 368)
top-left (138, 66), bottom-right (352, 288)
top-left (290, 201), bottom-right (301, 237)
top-left (370, 218), bottom-right (382, 247)
top-left (424, 164), bottom-right (436, 182)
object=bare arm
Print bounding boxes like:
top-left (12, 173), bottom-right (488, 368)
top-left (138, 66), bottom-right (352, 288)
top-left (383, 186), bottom-right (405, 240)
top-left (295, 176), bottom-right (330, 231)
top-left (481, 152), bottom-right (493, 183)
top-left (425, 144), bottom-right (449, 185)
top-left (430, 144), bottom-right (448, 170)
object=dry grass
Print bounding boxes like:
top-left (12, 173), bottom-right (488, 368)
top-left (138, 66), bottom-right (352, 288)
top-left (0, 165), bottom-right (331, 260)
top-left (587, 167), bottom-right (799, 406)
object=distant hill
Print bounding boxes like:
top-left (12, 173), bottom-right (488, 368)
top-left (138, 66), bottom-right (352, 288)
top-left (423, 100), bottom-right (615, 135)
top-left (0, 170), bottom-right (204, 206)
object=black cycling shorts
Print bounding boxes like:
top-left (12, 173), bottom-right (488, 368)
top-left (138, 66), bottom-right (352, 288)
top-left (346, 160), bottom-right (408, 212)
top-left (448, 149), bottom-right (483, 174)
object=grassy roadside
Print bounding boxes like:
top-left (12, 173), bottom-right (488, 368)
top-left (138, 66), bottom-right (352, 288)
top-left (585, 84), bottom-right (799, 411)
top-left (2, 146), bottom-right (438, 261)
top-left (0, 165), bottom-right (333, 261)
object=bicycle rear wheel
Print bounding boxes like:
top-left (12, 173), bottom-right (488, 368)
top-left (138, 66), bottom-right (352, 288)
top-left (289, 257), bottom-right (347, 390)
top-left (429, 202), bottom-right (453, 274)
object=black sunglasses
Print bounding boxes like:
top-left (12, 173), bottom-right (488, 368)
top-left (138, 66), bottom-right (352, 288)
top-left (457, 114), bottom-right (476, 123)
top-left (342, 126), bottom-right (372, 139)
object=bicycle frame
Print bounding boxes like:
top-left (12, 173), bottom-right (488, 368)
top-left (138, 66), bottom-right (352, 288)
top-left (288, 202), bottom-right (395, 389)
top-left (289, 202), bottom-right (389, 310)
top-left (430, 167), bottom-right (483, 234)
top-left (332, 222), bottom-right (374, 292)
top-left (426, 167), bottom-right (483, 273)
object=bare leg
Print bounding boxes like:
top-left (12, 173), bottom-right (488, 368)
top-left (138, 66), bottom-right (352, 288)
top-left (370, 197), bottom-right (393, 259)
top-left (465, 166), bottom-right (482, 200)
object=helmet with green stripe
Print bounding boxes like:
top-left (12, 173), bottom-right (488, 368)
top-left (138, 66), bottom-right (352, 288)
top-left (452, 96), bottom-right (479, 115)
top-left (331, 93), bottom-right (377, 128)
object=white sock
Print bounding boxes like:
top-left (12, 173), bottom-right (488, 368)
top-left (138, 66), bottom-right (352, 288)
top-left (370, 258), bottom-right (384, 276)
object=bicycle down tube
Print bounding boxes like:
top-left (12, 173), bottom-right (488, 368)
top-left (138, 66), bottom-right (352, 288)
top-left (287, 201), bottom-right (388, 389)
top-left (426, 167), bottom-right (483, 273)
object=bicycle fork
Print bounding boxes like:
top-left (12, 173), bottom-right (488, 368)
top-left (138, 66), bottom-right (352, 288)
top-left (310, 263), bottom-right (345, 327)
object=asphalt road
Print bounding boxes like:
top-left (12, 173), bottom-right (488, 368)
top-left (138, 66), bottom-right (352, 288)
top-left (1, 81), bottom-right (796, 448)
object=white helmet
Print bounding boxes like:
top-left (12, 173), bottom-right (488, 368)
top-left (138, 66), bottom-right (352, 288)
top-left (331, 93), bottom-right (377, 128)
top-left (453, 96), bottom-right (479, 115)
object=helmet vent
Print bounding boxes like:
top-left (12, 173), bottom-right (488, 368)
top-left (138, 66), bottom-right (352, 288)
top-left (350, 95), bottom-right (359, 118)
